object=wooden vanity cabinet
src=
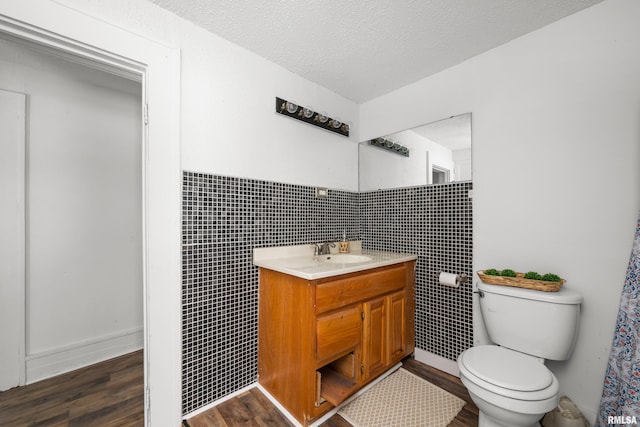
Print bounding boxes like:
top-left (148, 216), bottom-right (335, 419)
top-left (258, 261), bottom-right (415, 426)
top-left (388, 290), bottom-right (409, 362)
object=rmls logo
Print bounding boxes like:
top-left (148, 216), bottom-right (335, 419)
top-left (608, 415), bottom-right (638, 425)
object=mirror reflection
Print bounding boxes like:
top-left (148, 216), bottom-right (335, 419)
top-left (358, 113), bottom-right (472, 191)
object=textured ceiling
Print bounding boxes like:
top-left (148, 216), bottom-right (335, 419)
top-left (411, 113), bottom-right (472, 151)
top-left (147, 0), bottom-right (603, 103)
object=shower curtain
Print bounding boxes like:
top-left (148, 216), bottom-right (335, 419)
top-left (598, 212), bottom-right (640, 426)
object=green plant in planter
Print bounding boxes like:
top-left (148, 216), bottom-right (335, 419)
top-left (524, 271), bottom-right (542, 280)
top-left (500, 269), bottom-right (517, 277)
top-left (484, 268), bottom-right (501, 276)
top-left (541, 273), bottom-right (562, 282)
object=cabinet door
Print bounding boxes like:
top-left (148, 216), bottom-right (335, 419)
top-left (388, 291), bottom-right (407, 363)
top-left (362, 297), bottom-right (386, 379)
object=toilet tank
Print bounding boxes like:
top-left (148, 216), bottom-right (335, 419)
top-left (478, 281), bottom-right (583, 360)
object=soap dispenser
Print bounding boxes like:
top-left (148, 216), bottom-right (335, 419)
top-left (338, 230), bottom-right (350, 253)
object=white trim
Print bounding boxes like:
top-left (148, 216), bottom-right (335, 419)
top-left (17, 91), bottom-right (26, 387)
top-left (184, 383), bottom-right (256, 420)
top-left (0, 89), bottom-right (27, 390)
top-left (25, 328), bottom-right (143, 384)
top-left (414, 347), bottom-right (460, 377)
top-left (0, 15), bottom-right (144, 80)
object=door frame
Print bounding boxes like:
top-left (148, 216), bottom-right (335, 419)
top-left (0, 89), bottom-right (27, 390)
top-left (0, 4), bottom-right (182, 425)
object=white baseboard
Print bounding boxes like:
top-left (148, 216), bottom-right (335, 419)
top-left (25, 327), bottom-right (143, 384)
top-left (184, 383), bottom-right (256, 420)
top-left (414, 348), bottom-right (460, 377)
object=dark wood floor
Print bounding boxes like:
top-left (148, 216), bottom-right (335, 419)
top-left (0, 352), bottom-right (478, 427)
top-left (186, 357), bottom-right (479, 427)
top-left (0, 350), bottom-right (144, 427)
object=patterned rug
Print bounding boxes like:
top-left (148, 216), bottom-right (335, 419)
top-left (338, 368), bottom-right (466, 427)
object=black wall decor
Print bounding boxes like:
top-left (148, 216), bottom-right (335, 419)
top-left (359, 182), bottom-right (473, 361)
top-left (275, 97), bottom-right (350, 137)
top-left (181, 171), bottom-right (472, 415)
top-left (181, 172), bottom-right (359, 414)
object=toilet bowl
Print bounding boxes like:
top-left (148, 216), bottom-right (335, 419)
top-left (458, 345), bottom-right (559, 427)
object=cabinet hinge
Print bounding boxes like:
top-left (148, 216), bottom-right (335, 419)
top-left (144, 103), bottom-right (149, 125)
top-left (361, 364), bottom-right (364, 374)
top-left (361, 311), bottom-right (365, 320)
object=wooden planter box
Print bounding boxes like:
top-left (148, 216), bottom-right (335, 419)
top-left (477, 271), bottom-right (565, 292)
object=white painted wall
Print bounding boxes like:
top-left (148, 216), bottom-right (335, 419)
top-left (1, 0), bottom-right (358, 422)
top-left (52, 0), bottom-right (360, 192)
top-left (6, 0), bottom-right (638, 423)
top-left (0, 38), bottom-right (143, 380)
top-left (360, 0), bottom-right (640, 422)
top-left (0, 89), bottom-right (27, 390)
top-left (453, 148), bottom-right (472, 181)
top-left (359, 142), bottom-right (422, 191)
top-left (359, 130), bottom-right (455, 191)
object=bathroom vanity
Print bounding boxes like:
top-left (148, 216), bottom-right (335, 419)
top-left (254, 243), bottom-right (416, 426)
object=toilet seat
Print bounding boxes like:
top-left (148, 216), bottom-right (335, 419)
top-left (458, 345), bottom-right (559, 401)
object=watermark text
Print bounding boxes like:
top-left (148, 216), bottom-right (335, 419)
top-left (608, 415), bottom-right (638, 425)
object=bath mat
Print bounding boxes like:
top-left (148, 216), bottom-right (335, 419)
top-left (338, 368), bottom-right (466, 427)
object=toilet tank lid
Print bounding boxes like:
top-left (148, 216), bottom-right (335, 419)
top-left (477, 281), bottom-right (583, 304)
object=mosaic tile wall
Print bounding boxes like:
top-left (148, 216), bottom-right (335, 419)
top-left (181, 172), bottom-right (359, 414)
top-left (181, 171), bottom-right (472, 415)
top-left (359, 182), bottom-right (474, 361)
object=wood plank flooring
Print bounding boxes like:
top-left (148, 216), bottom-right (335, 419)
top-left (402, 358), bottom-right (479, 427)
top-left (0, 350), bottom-right (144, 427)
top-left (186, 357), bottom-right (479, 427)
top-left (0, 351), bottom-right (477, 426)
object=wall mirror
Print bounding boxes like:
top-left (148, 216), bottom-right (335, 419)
top-left (358, 113), bottom-right (472, 191)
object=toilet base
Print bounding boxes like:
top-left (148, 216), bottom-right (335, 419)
top-left (479, 411), bottom-right (541, 427)
top-left (472, 391), bottom-right (545, 427)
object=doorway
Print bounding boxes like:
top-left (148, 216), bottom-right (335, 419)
top-left (0, 34), bottom-right (143, 397)
top-left (432, 165), bottom-right (450, 184)
top-left (0, 4), bottom-right (182, 423)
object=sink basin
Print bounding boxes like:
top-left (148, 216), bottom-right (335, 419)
top-left (317, 254), bottom-right (373, 264)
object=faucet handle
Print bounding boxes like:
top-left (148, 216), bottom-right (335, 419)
top-left (322, 242), bottom-right (336, 252)
top-left (313, 241), bottom-right (336, 256)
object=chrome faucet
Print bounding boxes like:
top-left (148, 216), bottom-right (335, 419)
top-left (314, 241), bottom-right (336, 256)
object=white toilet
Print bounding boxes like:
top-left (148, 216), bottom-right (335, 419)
top-left (457, 280), bottom-right (583, 427)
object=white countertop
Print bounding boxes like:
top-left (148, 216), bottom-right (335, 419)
top-left (253, 241), bottom-right (417, 280)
